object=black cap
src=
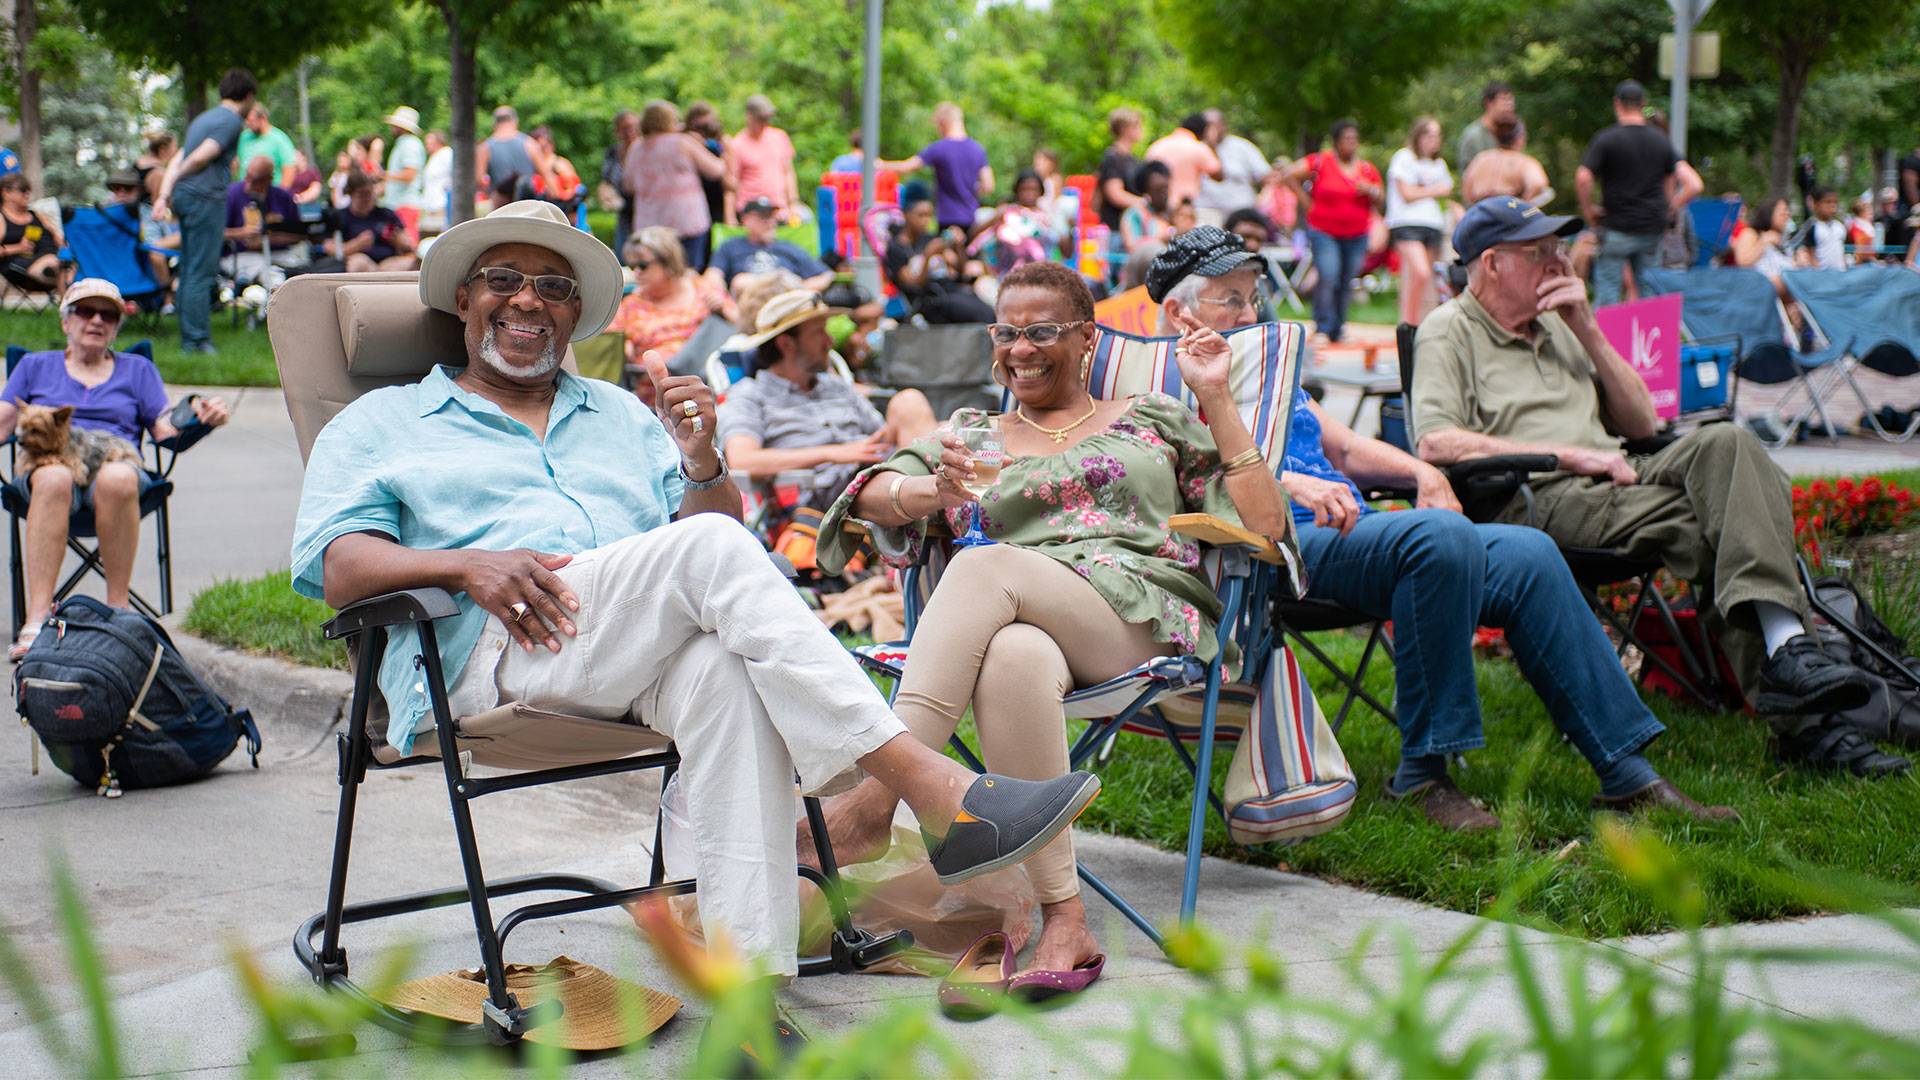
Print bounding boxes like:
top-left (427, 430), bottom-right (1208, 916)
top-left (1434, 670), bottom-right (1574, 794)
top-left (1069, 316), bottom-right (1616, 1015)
top-left (1143, 225), bottom-right (1259, 303)
top-left (739, 196), bottom-right (778, 218)
top-left (1451, 196), bottom-right (1581, 266)
top-left (1614, 79), bottom-right (1646, 105)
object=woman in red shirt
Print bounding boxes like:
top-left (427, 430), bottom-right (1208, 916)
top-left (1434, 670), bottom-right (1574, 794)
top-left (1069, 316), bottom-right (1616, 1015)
top-left (1279, 119), bottom-right (1383, 345)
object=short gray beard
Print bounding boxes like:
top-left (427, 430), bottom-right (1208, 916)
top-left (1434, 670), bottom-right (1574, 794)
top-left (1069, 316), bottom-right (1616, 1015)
top-left (475, 323), bottom-right (562, 380)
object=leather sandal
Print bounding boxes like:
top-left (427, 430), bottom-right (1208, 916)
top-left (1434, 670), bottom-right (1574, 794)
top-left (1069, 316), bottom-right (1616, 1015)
top-left (937, 931), bottom-right (1015, 1020)
top-left (1007, 953), bottom-right (1105, 1005)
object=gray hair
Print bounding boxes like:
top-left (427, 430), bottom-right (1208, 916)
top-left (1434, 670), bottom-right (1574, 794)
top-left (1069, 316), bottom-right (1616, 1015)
top-left (1154, 274), bottom-right (1208, 334)
top-left (624, 226), bottom-right (687, 277)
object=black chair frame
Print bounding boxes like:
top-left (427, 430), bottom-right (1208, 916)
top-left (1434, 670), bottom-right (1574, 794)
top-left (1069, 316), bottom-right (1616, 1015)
top-left (294, 586), bottom-right (910, 1047)
top-left (4, 340), bottom-right (209, 641)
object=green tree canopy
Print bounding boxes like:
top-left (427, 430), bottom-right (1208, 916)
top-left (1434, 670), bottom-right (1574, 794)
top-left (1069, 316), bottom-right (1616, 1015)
top-left (72, 0), bottom-right (384, 117)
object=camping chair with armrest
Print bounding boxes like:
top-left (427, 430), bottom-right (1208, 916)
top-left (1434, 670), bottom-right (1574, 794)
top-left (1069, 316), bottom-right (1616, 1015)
top-left (848, 321), bottom-right (1352, 950)
top-left (3, 339), bottom-right (214, 642)
top-left (1396, 322), bottom-right (1726, 710)
top-left (60, 204), bottom-right (169, 333)
top-left (1778, 267), bottom-right (1920, 443)
top-left (265, 272), bottom-right (911, 1047)
top-left (1637, 267), bottom-right (1848, 447)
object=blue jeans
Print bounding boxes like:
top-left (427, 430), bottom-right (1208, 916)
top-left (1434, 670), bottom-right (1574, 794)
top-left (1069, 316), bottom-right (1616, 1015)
top-left (1295, 510), bottom-right (1663, 770)
top-left (1306, 227), bottom-right (1368, 342)
top-left (1592, 227), bottom-right (1662, 308)
top-left (174, 190), bottom-right (227, 349)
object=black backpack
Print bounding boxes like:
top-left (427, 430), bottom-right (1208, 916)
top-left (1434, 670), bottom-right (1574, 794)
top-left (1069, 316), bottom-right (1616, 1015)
top-left (1809, 576), bottom-right (1920, 748)
top-left (14, 597), bottom-right (261, 797)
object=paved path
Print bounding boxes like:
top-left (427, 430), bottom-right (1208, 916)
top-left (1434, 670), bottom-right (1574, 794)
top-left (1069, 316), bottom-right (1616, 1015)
top-left (1, 731), bottom-right (1915, 1076)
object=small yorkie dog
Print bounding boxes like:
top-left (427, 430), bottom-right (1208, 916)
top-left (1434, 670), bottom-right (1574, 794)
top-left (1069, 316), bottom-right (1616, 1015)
top-left (15, 402), bottom-right (142, 488)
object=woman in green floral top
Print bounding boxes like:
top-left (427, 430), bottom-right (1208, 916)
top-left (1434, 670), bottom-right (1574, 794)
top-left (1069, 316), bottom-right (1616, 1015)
top-left (814, 261), bottom-right (1290, 1000)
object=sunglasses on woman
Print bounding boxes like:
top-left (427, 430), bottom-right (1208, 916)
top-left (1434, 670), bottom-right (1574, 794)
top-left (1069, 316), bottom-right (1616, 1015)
top-left (465, 266), bottom-right (580, 304)
top-left (68, 304), bottom-right (122, 324)
top-left (985, 320), bottom-right (1088, 347)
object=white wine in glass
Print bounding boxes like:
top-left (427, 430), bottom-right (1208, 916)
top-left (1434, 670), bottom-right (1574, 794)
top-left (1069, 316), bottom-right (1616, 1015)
top-left (954, 424), bottom-right (1003, 546)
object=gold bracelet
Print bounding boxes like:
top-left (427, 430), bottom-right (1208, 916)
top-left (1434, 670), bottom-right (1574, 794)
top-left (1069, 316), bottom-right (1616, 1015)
top-left (1222, 447), bottom-right (1266, 474)
top-left (886, 473), bottom-right (911, 520)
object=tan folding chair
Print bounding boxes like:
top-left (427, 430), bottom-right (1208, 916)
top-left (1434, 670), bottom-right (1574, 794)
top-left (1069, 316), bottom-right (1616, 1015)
top-left (266, 271), bottom-right (910, 1046)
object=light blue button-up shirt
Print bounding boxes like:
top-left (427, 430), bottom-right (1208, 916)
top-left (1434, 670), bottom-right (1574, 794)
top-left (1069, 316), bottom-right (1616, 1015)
top-left (291, 365), bottom-right (685, 755)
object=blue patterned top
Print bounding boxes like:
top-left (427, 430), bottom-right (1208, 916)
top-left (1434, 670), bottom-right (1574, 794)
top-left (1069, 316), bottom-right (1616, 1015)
top-left (1281, 388), bottom-right (1371, 525)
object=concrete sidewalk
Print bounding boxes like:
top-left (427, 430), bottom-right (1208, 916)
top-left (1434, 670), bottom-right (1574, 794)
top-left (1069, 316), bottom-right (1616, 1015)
top-left (2, 716), bottom-right (1916, 1077)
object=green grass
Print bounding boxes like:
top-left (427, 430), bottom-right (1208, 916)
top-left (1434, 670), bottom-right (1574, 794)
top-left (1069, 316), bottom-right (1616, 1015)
top-left (1075, 629), bottom-right (1920, 940)
top-left (0, 308), bottom-right (280, 387)
top-left (182, 572), bottom-right (344, 670)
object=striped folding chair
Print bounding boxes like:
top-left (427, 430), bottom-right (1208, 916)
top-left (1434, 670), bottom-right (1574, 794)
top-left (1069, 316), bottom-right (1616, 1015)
top-left (851, 320), bottom-right (1358, 949)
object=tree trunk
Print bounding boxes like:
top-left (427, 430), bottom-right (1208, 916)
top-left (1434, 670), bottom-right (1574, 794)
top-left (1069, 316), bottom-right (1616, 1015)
top-left (1766, 50), bottom-right (1811, 202)
top-left (182, 65), bottom-right (207, 121)
top-left (442, 1), bottom-right (477, 225)
top-left (14, 0), bottom-right (40, 191)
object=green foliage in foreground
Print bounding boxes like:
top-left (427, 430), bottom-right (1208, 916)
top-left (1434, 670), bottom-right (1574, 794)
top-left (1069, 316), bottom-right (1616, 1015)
top-left (0, 309), bottom-right (281, 388)
top-left (182, 572), bottom-right (344, 670)
top-left (7, 826), bottom-right (1920, 1076)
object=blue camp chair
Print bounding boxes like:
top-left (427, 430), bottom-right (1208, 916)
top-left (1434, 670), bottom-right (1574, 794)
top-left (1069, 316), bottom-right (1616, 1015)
top-left (1638, 267), bottom-right (1849, 447)
top-left (849, 322), bottom-right (1347, 948)
top-left (2, 341), bottom-right (214, 641)
top-left (1686, 198), bottom-right (1741, 268)
top-left (1779, 267), bottom-right (1920, 443)
top-left (60, 204), bottom-right (168, 327)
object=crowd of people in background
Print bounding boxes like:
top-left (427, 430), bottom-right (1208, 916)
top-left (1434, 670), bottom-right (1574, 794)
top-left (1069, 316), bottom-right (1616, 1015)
top-left (3, 66), bottom-right (1915, 363)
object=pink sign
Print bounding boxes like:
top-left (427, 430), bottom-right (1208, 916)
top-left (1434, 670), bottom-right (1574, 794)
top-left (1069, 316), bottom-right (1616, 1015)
top-left (1595, 293), bottom-right (1683, 419)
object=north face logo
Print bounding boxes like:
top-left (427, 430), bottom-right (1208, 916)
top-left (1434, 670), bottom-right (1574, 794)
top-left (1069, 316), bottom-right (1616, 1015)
top-left (55, 704), bottom-right (84, 721)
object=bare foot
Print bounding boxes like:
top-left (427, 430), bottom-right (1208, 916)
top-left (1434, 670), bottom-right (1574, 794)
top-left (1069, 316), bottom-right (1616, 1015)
top-left (796, 780), bottom-right (899, 875)
top-left (1020, 897), bottom-right (1101, 976)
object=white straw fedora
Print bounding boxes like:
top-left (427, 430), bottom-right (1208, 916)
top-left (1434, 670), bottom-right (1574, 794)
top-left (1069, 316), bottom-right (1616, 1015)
top-left (418, 201), bottom-right (622, 341)
top-left (382, 106), bottom-right (422, 136)
top-left (735, 288), bottom-right (850, 350)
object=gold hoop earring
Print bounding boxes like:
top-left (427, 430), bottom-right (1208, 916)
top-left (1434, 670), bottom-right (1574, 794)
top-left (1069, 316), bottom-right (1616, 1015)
top-left (991, 359), bottom-right (1008, 388)
top-left (1080, 341), bottom-right (1094, 384)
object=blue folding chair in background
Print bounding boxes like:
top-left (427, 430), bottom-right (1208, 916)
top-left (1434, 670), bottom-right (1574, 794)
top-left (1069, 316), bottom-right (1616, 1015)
top-left (1638, 266), bottom-right (1849, 447)
top-left (2, 341), bottom-right (215, 640)
top-left (849, 321), bottom-right (1351, 948)
top-left (61, 204), bottom-right (169, 330)
top-left (1780, 267), bottom-right (1920, 443)
top-left (1686, 198), bottom-right (1741, 268)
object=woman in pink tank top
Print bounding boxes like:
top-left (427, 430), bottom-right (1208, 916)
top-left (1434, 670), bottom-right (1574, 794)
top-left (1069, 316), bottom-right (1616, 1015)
top-left (625, 100), bottom-right (728, 270)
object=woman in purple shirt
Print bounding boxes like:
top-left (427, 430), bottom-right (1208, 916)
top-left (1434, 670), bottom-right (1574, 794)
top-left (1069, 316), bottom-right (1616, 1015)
top-left (0, 279), bottom-right (230, 656)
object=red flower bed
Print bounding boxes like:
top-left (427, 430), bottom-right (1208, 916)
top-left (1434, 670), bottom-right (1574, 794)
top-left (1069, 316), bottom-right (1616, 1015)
top-left (1794, 475), bottom-right (1916, 568)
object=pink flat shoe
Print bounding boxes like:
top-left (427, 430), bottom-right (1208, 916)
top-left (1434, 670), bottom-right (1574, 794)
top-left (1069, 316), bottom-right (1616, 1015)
top-left (1007, 953), bottom-right (1105, 1004)
top-left (937, 930), bottom-right (1015, 1021)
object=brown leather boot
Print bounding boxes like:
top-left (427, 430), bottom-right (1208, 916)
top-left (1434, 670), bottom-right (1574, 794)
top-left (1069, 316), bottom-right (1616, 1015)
top-left (1385, 775), bottom-right (1499, 832)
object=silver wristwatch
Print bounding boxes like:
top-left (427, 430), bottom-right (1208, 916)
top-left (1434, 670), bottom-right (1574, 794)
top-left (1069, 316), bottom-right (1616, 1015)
top-left (679, 450), bottom-right (730, 490)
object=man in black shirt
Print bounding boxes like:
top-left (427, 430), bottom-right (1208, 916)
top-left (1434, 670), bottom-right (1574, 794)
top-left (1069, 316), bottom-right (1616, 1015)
top-left (1096, 107), bottom-right (1144, 239)
top-left (1575, 80), bottom-right (1701, 306)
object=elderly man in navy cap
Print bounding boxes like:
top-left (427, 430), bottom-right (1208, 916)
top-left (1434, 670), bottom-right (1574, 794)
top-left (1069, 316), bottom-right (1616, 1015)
top-left (1412, 198), bottom-right (1903, 778)
top-left (1145, 225), bottom-right (1739, 831)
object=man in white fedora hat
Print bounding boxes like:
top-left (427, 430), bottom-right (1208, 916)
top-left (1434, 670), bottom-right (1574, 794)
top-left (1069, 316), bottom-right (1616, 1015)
top-left (719, 288), bottom-right (935, 511)
top-left (381, 105), bottom-right (427, 215)
top-left (290, 199), bottom-right (1101, 1051)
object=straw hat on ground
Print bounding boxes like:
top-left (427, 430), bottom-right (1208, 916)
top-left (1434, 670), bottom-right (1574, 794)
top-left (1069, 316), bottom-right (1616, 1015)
top-left (378, 956), bottom-right (680, 1051)
top-left (418, 200), bottom-right (622, 341)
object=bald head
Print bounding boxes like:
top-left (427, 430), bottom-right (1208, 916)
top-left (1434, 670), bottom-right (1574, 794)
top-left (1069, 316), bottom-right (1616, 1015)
top-left (244, 155), bottom-right (275, 188)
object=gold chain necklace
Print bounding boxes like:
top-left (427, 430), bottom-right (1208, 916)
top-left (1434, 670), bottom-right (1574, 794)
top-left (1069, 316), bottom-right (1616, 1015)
top-left (1014, 399), bottom-right (1099, 444)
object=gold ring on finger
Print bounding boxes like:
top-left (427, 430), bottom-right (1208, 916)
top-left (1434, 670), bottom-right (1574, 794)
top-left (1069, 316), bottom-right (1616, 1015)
top-left (682, 400), bottom-right (699, 418)
top-left (690, 416), bottom-right (704, 434)
top-left (508, 601), bottom-right (530, 621)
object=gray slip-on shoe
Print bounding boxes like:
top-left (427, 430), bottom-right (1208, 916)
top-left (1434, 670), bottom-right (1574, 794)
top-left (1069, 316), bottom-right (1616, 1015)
top-left (924, 772), bottom-right (1101, 886)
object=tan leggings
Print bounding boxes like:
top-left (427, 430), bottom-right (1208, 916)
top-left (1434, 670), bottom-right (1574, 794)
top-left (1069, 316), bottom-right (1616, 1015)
top-left (894, 544), bottom-right (1173, 904)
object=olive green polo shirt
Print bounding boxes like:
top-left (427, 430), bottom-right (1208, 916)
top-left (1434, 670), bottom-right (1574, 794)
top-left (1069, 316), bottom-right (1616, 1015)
top-left (1409, 289), bottom-right (1620, 456)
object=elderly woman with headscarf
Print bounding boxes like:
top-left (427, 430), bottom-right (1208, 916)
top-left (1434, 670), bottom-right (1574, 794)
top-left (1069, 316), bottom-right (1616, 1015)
top-left (0, 279), bottom-right (230, 657)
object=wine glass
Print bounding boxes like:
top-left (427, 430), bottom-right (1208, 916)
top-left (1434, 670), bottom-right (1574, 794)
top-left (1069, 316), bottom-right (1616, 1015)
top-left (953, 423), bottom-right (1003, 547)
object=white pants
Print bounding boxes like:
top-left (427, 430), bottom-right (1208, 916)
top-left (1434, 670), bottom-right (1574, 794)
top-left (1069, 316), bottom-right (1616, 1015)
top-left (449, 514), bottom-right (905, 976)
